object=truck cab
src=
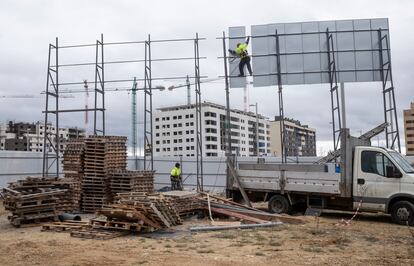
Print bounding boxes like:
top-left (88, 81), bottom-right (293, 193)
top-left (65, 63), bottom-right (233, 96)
top-left (353, 146), bottom-right (414, 224)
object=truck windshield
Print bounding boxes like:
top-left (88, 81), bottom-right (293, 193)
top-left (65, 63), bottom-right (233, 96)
top-left (388, 151), bottom-right (414, 173)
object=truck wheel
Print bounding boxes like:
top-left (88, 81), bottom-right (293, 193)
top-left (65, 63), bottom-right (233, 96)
top-left (390, 201), bottom-right (414, 226)
top-left (268, 195), bottom-right (291, 214)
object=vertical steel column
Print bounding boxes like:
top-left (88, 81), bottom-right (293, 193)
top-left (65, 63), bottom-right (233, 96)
top-left (94, 33), bottom-right (105, 135)
top-left (42, 38), bottom-right (59, 177)
top-left (378, 29), bottom-right (401, 152)
top-left (326, 28), bottom-right (342, 152)
top-left (194, 32), bottom-right (204, 191)
top-left (131, 77), bottom-right (138, 170)
top-left (55, 37), bottom-right (60, 177)
top-left (222, 32), bottom-right (233, 197)
top-left (275, 30), bottom-right (286, 163)
top-left (143, 34), bottom-right (153, 170)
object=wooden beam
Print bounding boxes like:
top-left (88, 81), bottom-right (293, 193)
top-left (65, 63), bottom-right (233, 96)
top-left (209, 207), bottom-right (268, 224)
top-left (227, 160), bottom-right (252, 207)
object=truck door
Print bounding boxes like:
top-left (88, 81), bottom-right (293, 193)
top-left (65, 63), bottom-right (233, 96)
top-left (354, 150), bottom-right (401, 211)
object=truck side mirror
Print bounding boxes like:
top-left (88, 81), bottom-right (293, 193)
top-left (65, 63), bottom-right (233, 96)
top-left (386, 165), bottom-right (402, 178)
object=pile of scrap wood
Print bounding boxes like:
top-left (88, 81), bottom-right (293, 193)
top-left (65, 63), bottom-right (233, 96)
top-left (108, 170), bottom-right (155, 199)
top-left (198, 192), bottom-right (306, 225)
top-left (2, 177), bottom-right (71, 226)
top-left (82, 136), bottom-right (127, 213)
top-left (92, 192), bottom-right (182, 231)
top-left (41, 192), bottom-right (183, 240)
top-left (62, 139), bottom-right (85, 211)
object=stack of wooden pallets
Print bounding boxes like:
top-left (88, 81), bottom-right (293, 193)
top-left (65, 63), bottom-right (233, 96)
top-left (108, 170), bottom-right (154, 200)
top-left (82, 136), bottom-right (127, 212)
top-left (162, 190), bottom-right (203, 216)
top-left (52, 178), bottom-right (81, 213)
top-left (2, 177), bottom-right (67, 227)
top-left (62, 139), bottom-right (85, 211)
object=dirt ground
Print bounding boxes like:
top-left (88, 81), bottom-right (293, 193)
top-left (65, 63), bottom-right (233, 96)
top-left (0, 201), bottom-right (413, 266)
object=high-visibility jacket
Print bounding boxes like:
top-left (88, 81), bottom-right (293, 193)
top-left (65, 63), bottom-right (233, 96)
top-left (170, 167), bottom-right (181, 177)
top-left (235, 43), bottom-right (248, 58)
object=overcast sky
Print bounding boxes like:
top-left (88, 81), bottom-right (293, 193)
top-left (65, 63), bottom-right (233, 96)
top-left (0, 0), bottom-right (413, 155)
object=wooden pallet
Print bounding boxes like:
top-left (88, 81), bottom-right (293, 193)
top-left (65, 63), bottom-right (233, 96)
top-left (42, 221), bottom-right (89, 232)
top-left (70, 228), bottom-right (129, 240)
top-left (90, 219), bottom-right (144, 232)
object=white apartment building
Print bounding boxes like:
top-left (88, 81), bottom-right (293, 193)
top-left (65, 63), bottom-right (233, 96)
top-left (153, 102), bottom-right (271, 157)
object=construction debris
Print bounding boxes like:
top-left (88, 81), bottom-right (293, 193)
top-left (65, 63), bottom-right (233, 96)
top-left (190, 222), bottom-right (283, 232)
top-left (199, 192), bottom-right (306, 225)
top-left (96, 192), bottom-right (182, 230)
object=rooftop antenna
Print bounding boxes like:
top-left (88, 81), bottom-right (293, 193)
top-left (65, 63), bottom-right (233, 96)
top-left (186, 75), bottom-right (191, 105)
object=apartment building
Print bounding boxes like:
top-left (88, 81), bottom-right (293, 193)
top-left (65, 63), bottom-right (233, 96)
top-left (269, 116), bottom-right (316, 157)
top-left (153, 102), bottom-right (271, 157)
top-left (0, 121), bottom-right (85, 152)
top-left (404, 102), bottom-right (414, 156)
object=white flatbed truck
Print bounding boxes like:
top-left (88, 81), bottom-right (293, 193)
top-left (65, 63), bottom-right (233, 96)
top-left (227, 127), bottom-right (414, 225)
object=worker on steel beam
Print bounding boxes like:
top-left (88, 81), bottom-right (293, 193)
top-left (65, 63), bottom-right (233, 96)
top-left (229, 36), bottom-right (253, 77)
top-left (170, 163), bottom-right (183, 190)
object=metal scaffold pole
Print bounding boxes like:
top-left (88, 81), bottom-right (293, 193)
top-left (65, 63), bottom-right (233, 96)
top-left (275, 30), bottom-right (286, 163)
top-left (143, 34), bottom-right (153, 171)
top-left (131, 77), bottom-right (138, 170)
top-left (42, 37), bottom-right (59, 177)
top-left (378, 29), bottom-right (401, 152)
top-left (194, 32), bottom-right (204, 192)
top-left (326, 28), bottom-right (342, 154)
top-left (222, 31), bottom-right (232, 197)
top-left (94, 33), bottom-right (105, 136)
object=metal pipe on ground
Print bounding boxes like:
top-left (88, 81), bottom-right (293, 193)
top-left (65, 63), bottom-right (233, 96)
top-left (58, 213), bottom-right (82, 222)
top-left (190, 222), bottom-right (283, 232)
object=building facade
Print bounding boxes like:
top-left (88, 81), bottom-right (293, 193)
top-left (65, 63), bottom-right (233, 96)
top-left (0, 121), bottom-right (85, 153)
top-left (269, 117), bottom-right (316, 157)
top-left (404, 102), bottom-right (414, 156)
top-left (153, 102), bottom-right (271, 157)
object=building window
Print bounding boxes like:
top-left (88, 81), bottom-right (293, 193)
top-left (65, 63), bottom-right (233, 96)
top-left (205, 120), bottom-right (217, 126)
